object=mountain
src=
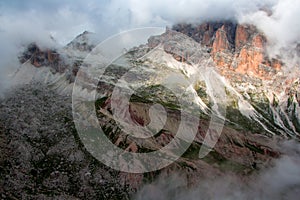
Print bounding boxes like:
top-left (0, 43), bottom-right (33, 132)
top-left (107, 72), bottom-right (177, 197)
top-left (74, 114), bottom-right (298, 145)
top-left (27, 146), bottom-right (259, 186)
top-left (173, 22), bottom-right (283, 79)
top-left (172, 22), bottom-right (300, 137)
top-left (1, 21), bottom-right (300, 198)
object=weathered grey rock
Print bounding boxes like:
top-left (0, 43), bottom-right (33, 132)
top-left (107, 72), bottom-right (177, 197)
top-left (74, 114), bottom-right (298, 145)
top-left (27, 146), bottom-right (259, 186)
top-left (0, 83), bottom-right (130, 199)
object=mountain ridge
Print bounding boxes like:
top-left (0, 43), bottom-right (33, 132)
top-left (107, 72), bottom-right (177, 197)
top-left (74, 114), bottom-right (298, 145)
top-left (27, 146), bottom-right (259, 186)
top-left (15, 21), bottom-right (300, 138)
top-left (173, 21), bottom-right (284, 80)
top-left (2, 20), bottom-right (300, 198)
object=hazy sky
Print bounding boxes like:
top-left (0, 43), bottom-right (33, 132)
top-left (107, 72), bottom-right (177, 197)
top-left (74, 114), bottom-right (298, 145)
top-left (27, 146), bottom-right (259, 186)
top-left (0, 0), bottom-right (288, 45)
top-left (0, 0), bottom-right (299, 46)
top-left (0, 0), bottom-right (299, 93)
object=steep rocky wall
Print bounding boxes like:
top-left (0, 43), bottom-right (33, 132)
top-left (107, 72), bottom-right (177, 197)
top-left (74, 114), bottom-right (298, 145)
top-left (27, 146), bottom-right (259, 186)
top-left (173, 22), bottom-right (283, 80)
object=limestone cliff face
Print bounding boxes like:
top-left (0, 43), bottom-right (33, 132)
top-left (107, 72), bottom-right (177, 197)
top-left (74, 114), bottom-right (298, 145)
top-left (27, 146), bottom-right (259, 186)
top-left (212, 25), bottom-right (230, 54)
top-left (11, 22), bottom-right (300, 197)
top-left (173, 22), bottom-right (282, 80)
top-left (19, 43), bottom-right (63, 71)
top-left (235, 25), bottom-right (250, 49)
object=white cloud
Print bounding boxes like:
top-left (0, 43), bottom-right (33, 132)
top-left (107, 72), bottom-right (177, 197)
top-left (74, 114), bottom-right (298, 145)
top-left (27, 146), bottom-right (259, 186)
top-left (105, 0), bottom-right (278, 27)
top-left (0, 0), bottom-right (105, 94)
top-left (240, 0), bottom-right (300, 60)
top-left (0, 0), bottom-right (299, 94)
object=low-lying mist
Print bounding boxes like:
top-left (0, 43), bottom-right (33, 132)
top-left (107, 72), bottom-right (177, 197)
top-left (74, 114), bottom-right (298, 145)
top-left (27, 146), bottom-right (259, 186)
top-left (135, 140), bottom-right (300, 200)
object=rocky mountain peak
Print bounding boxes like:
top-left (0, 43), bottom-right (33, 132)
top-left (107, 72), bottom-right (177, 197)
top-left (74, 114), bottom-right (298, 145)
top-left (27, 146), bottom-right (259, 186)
top-left (172, 21), bottom-right (283, 80)
top-left (66, 30), bottom-right (96, 52)
top-left (18, 43), bottom-right (63, 70)
top-left (5, 17), bottom-right (300, 199)
top-left (235, 24), bottom-right (250, 49)
top-left (212, 24), bottom-right (231, 54)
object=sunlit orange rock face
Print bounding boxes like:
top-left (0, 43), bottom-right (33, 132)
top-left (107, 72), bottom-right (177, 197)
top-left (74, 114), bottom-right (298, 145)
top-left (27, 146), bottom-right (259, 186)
top-left (173, 22), bottom-right (282, 80)
top-left (212, 25), bottom-right (230, 54)
top-left (235, 25), bottom-right (250, 49)
top-left (213, 24), bottom-right (281, 79)
top-left (234, 34), bottom-right (265, 75)
top-left (233, 30), bottom-right (282, 79)
top-left (235, 47), bottom-right (264, 75)
top-left (19, 43), bottom-right (70, 74)
top-left (19, 43), bottom-right (60, 68)
top-left (211, 24), bottom-right (233, 68)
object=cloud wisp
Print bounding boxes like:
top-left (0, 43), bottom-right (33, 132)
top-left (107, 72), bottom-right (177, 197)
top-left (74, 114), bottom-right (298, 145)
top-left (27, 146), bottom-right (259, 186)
top-left (135, 140), bottom-right (300, 200)
top-left (0, 0), bottom-right (299, 94)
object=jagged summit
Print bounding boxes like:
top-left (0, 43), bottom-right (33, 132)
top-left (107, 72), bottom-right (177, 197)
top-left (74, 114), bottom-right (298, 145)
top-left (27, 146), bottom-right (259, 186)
top-left (16, 31), bottom-right (101, 85)
top-left (3, 19), bottom-right (300, 198)
top-left (66, 30), bottom-right (98, 52)
top-left (15, 21), bottom-right (300, 139)
top-left (18, 43), bottom-right (62, 70)
top-left (173, 21), bottom-right (283, 80)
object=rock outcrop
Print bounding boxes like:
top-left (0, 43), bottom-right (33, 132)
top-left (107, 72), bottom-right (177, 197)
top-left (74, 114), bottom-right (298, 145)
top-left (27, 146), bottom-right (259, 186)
top-left (19, 43), bottom-right (66, 72)
top-left (66, 31), bottom-right (96, 52)
top-left (173, 22), bottom-right (283, 80)
top-left (7, 22), bottom-right (299, 199)
top-left (212, 25), bottom-right (231, 54)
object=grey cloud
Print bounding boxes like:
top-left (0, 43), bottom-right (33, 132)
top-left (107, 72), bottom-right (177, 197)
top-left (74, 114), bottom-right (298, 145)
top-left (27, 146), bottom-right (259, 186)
top-left (0, 0), bottom-right (298, 94)
top-left (240, 0), bottom-right (300, 63)
top-left (135, 140), bottom-right (300, 200)
top-left (0, 0), bottom-right (108, 94)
